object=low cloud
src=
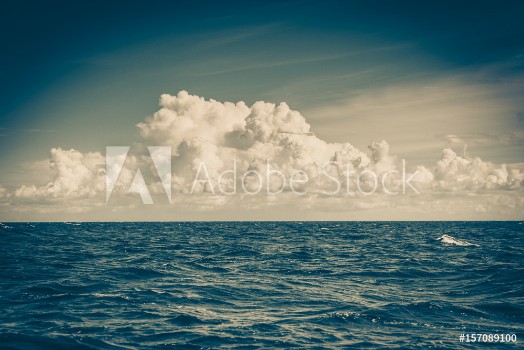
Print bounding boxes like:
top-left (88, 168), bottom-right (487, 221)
top-left (13, 148), bottom-right (105, 199)
top-left (433, 148), bottom-right (524, 194)
top-left (1, 91), bottom-right (523, 219)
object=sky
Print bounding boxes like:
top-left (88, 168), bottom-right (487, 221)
top-left (0, 0), bottom-right (523, 221)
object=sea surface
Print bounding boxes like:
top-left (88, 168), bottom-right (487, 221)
top-left (0, 222), bottom-right (522, 349)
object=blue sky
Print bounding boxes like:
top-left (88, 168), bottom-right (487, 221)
top-left (2, 1), bottom-right (522, 150)
top-left (1, 1), bottom-right (523, 220)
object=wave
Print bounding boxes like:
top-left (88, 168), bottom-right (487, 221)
top-left (1, 221), bottom-right (520, 349)
top-left (437, 234), bottom-right (478, 246)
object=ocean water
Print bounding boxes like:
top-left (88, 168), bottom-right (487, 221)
top-left (0, 221), bottom-right (522, 349)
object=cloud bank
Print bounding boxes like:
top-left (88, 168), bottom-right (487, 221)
top-left (1, 91), bottom-right (523, 219)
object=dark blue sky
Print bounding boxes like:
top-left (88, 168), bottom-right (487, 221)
top-left (0, 0), bottom-right (523, 169)
top-left (2, 0), bottom-right (523, 123)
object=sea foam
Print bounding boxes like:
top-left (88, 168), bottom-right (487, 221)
top-left (437, 234), bottom-right (478, 247)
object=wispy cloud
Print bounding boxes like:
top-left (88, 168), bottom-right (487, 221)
top-left (0, 127), bottom-right (56, 137)
top-left (194, 44), bottom-right (409, 77)
top-left (304, 72), bottom-right (524, 163)
top-left (445, 132), bottom-right (524, 146)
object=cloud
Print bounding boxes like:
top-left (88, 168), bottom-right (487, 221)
top-left (0, 186), bottom-right (7, 199)
top-left (138, 91), bottom-right (377, 194)
top-left (444, 132), bottom-right (524, 146)
top-left (13, 148), bottom-right (105, 200)
top-left (1, 91), bottom-right (523, 219)
top-left (304, 77), bottom-right (524, 163)
top-left (434, 148), bottom-right (523, 191)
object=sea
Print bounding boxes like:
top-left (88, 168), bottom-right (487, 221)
top-left (0, 222), bottom-right (522, 349)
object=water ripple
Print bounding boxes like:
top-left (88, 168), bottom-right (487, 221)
top-left (1, 221), bottom-right (522, 349)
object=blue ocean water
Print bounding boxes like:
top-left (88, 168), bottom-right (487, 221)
top-left (0, 222), bottom-right (522, 349)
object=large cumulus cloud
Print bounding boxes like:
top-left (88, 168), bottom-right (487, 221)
top-left (138, 90), bottom-right (372, 194)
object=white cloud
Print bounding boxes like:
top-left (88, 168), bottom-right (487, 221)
top-left (13, 148), bottom-right (105, 199)
top-left (434, 148), bottom-right (523, 191)
top-left (1, 91), bottom-right (523, 220)
top-left (138, 90), bottom-right (374, 194)
top-left (137, 91), bottom-right (250, 150)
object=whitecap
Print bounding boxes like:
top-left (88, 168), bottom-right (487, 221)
top-left (437, 234), bottom-right (478, 247)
